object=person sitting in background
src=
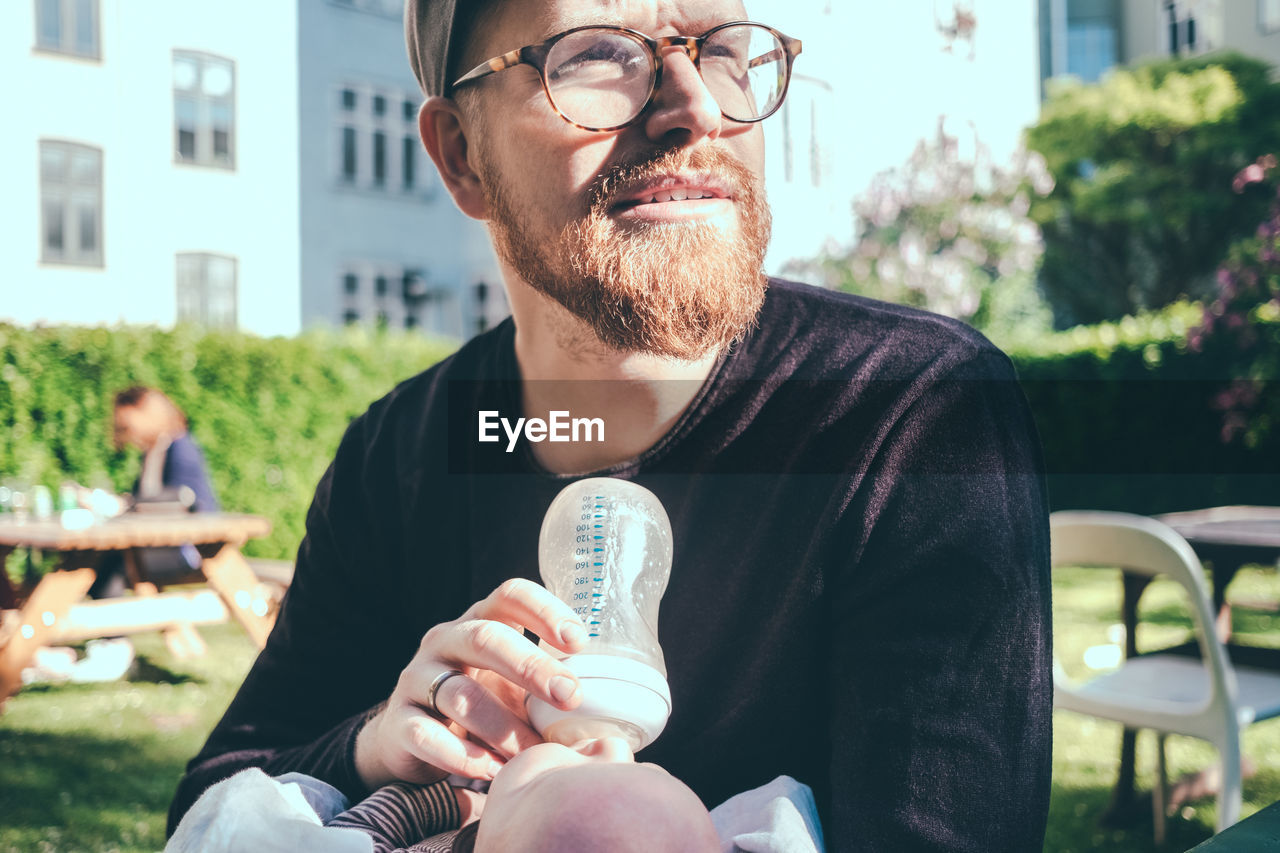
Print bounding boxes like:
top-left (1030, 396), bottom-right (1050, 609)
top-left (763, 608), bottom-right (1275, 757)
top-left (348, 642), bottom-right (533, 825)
top-left (113, 386), bottom-right (219, 511)
top-left (24, 387), bottom-right (222, 685)
top-left (88, 386), bottom-right (219, 600)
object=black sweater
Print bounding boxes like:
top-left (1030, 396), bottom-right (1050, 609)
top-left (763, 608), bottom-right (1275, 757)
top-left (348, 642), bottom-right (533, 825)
top-left (169, 279), bottom-right (1052, 852)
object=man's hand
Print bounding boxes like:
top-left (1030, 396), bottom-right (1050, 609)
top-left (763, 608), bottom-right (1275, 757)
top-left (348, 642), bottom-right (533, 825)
top-left (354, 578), bottom-right (586, 789)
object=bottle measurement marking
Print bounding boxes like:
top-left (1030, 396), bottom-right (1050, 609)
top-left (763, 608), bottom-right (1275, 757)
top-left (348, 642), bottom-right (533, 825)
top-left (582, 493), bottom-right (611, 638)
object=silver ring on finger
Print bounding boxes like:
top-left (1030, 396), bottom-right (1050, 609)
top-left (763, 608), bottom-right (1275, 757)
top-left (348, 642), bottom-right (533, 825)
top-left (425, 669), bottom-right (466, 718)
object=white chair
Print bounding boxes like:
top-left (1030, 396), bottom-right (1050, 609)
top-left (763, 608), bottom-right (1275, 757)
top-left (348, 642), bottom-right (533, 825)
top-left (1051, 510), bottom-right (1280, 840)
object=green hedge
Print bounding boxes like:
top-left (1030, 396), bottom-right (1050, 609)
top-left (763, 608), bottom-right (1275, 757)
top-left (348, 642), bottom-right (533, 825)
top-left (1007, 302), bottom-right (1280, 514)
top-left (0, 324), bottom-right (455, 566)
top-left (2, 310), bottom-right (1275, 578)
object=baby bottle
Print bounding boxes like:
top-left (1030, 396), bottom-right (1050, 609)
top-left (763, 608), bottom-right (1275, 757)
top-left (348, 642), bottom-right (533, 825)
top-left (527, 477), bottom-right (673, 751)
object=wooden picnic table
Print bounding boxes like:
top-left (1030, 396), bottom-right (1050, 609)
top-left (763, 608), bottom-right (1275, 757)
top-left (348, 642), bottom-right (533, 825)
top-left (0, 511), bottom-right (274, 701)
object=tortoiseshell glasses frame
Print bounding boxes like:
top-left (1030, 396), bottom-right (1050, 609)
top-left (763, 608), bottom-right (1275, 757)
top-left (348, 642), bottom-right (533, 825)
top-left (451, 21), bottom-right (803, 132)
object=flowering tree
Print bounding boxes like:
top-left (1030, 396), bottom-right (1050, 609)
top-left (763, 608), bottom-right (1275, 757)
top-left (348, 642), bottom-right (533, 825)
top-left (793, 120), bottom-right (1055, 344)
top-left (1191, 154), bottom-right (1280, 446)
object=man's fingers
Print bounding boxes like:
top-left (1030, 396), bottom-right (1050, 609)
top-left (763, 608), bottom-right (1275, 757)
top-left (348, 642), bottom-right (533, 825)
top-left (465, 578), bottom-right (588, 653)
top-left (427, 618), bottom-right (581, 710)
top-left (396, 710), bottom-right (506, 781)
top-left (432, 670), bottom-right (544, 757)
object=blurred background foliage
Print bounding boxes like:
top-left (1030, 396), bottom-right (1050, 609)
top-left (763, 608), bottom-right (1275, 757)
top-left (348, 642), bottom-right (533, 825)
top-left (791, 120), bottom-right (1056, 348)
top-left (801, 51), bottom-right (1280, 340)
top-left (1006, 301), bottom-right (1279, 514)
top-left (787, 48), bottom-right (1280, 518)
top-left (1028, 52), bottom-right (1280, 328)
top-left (0, 324), bottom-right (452, 564)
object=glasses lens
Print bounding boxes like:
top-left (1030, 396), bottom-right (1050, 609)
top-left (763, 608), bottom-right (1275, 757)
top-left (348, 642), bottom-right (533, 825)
top-left (545, 29), bottom-right (655, 129)
top-left (701, 24), bottom-right (788, 121)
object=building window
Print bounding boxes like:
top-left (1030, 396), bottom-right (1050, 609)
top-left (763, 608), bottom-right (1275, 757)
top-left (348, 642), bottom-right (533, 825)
top-left (176, 253), bottom-right (238, 328)
top-left (341, 127), bottom-right (358, 182)
top-left (340, 265), bottom-right (457, 336)
top-left (40, 140), bottom-right (103, 267)
top-left (373, 130), bottom-right (387, 185)
top-left (174, 51), bottom-right (235, 169)
top-left (1163, 1), bottom-right (1198, 55)
top-left (35, 0), bottom-right (99, 58)
top-left (1066, 19), bottom-right (1117, 81)
top-left (335, 83), bottom-right (426, 194)
top-left (402, 136), bottom-right (416, 189)
top-left (1262, 0), bottom-right (1280, 33)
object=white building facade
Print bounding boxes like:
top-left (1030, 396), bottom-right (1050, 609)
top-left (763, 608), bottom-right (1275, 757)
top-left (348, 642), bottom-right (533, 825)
top-left (298, 0), bottom-right (505, 340)
top-left (2, 0), bottom-right (302, 336)
top-left (1039, 0), bottom-right (1280, 94)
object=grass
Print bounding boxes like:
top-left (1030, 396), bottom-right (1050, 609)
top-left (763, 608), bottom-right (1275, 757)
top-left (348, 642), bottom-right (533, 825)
top-left (2, 568), bottom-right (1279, 852)
top-left (1047, 564), bottom-right (1280, 852)
top-left (0, 622), bottom-right (257, 853)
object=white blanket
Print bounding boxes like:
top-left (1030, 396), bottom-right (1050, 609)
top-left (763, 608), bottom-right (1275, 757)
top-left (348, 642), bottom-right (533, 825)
top-left (168, 769), bottom-right (825, 852)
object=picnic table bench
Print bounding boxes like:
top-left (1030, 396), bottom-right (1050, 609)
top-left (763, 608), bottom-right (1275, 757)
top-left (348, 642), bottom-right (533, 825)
top-left (0, 511), bottom-right (277, 701)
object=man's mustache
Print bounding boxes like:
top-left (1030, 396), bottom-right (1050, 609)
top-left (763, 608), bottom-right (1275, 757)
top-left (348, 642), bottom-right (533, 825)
top-left (589, 147), bottom-right (751, 210)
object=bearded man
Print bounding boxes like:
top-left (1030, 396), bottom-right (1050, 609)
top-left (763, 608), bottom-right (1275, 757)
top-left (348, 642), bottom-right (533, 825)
top-left (168, 1), bottom-right (1053, 849)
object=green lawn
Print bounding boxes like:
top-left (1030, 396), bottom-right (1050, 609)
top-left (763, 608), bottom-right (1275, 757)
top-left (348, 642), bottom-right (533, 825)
top-left (1047, 565), bottom-right (1280, 852)
top-left (0, 623), bottom-right (257, 853)
top-left (2, 567), bottom-right (1279, 852)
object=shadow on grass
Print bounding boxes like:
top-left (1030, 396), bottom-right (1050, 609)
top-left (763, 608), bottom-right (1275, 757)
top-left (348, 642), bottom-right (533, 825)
top-left (0, 728), bottom-right (184, 851)
top-left (1045, 760), bottom-right (1280, 852)
top-left (131, 653), bottom-right (199, 685)
top-left (10, 654), bottom-right (201, 696)
top-left (1044, 779), bottom-right (1213, 853)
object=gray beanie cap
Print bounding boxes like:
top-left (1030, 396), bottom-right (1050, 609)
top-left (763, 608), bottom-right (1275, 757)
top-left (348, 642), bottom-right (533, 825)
top-left (404, 0), bottom-right (463, 98)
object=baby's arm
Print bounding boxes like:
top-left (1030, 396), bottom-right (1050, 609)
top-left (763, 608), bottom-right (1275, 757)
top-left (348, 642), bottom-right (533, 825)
top-left (327, 779), bottom-right (462, 852)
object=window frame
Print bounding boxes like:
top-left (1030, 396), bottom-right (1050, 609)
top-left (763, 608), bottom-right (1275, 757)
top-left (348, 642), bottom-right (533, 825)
top-left (1161, 0), bottom-right (1199, 55)
top-left (173, 49), bottom-right (237, 170)
top-left (33, 0), bottom-right (101, 60)
top-left (340, 263), bottom-right (451, 333)
top-left (334, 83), bottom-right (428, 197)
top-left (1261, 0), bottom-right (1280, 34)
top-left (38, 139), bottom-right (104, 268)
top-left (175, 252), bottom-right (239, 329)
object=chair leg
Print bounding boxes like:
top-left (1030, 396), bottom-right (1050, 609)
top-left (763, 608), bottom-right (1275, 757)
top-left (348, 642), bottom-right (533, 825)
top-left (1153, 732), bottom-right (1167, 846)
top-left (1217, 736), bottom-right (1242, 832)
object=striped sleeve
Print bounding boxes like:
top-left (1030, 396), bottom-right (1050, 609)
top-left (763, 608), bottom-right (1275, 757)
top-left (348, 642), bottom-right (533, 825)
top-left (326, 779), bottom-right (462, 852)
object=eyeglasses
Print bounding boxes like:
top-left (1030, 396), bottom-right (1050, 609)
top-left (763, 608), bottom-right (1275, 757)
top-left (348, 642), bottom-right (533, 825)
top-left (452, 21), bottom-right (802, 132)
